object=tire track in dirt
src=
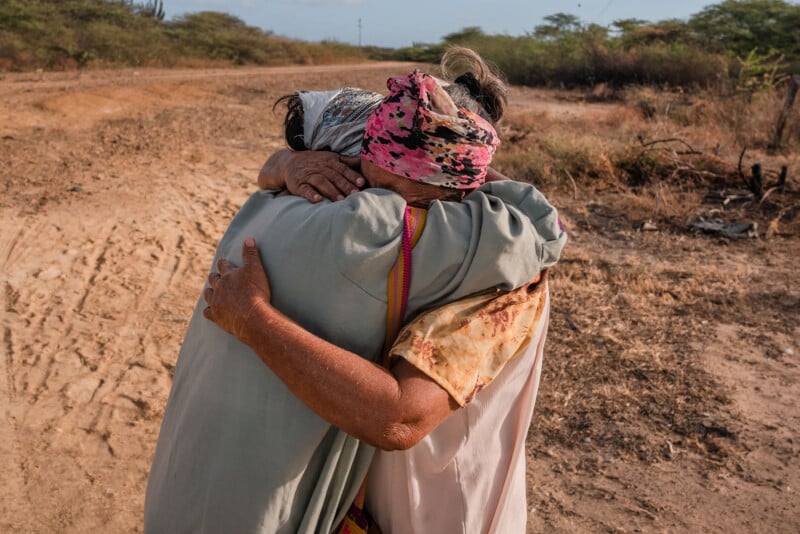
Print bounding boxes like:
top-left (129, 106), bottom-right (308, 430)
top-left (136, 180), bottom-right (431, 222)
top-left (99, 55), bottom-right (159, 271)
top-left (0, 299), bottom-right (33, 532)
top-left (0, 61), bottom-right (418, 533)
top-left (2, 226), bottom-right (25, 267)
top-left (0, 181), bottom-right (225, 530)
top-left (1, 212), bottom-right (114, 530)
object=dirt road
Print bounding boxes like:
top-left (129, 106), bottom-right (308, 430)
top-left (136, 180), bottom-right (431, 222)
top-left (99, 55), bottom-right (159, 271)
top-left (1, 63), bottom-right (797, 532)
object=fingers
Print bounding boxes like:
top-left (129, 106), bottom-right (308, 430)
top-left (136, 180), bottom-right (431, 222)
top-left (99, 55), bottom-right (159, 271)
top-left (297, 183), bottom-right (323, 203)
top-left (284, 153), bottom-right (366, 202)
top-left (216, 258), bottom-right (235, 275)
top-left (311, 166), bottom-right (363, 199)
top-left (340, 155), bottom-right (361, 169)
top-left (340, 170), bottom-right (366, 190)
top-left (210, 239), bottom-right (263, 280)
top-left (305, 178), bottom-right (342, 202)
top-left (312, 167), bottom-right (356, 200)
top-left (336, 157), bottom-right (366, 189)
top-left (241, 237), bottom-right (264, 269)
top-left (203, 286), bottom-right (213, 305)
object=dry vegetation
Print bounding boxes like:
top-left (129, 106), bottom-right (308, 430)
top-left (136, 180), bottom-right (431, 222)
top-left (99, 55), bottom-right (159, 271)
top-left (496, 84), bottom-right (800, 234)
top-left (493, 84), bottom-right (799, 531)
top-left (0, 64), bottom-right (798, 532)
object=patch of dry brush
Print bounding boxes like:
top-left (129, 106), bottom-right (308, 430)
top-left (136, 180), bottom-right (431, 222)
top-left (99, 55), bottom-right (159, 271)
top-left (496, 85), bottom-right (800, 237)
top-left (500, 86), bottom-right (799, 480)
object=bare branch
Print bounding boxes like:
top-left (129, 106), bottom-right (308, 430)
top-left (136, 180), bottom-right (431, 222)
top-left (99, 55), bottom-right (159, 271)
top-left (639, 137), bottom-right (701, 154)
top-left (563, 169), bottom-right (578, 200)
top-left (737, 146), bottom-right (749, 188)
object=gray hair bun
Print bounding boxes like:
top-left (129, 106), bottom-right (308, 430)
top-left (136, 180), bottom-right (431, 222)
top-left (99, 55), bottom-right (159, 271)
top-left (440, 47), bottom-right (507, 124)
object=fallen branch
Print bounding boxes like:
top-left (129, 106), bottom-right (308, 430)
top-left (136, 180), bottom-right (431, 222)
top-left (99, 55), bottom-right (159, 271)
top-left (671, 162), bottom-right (726, 181)
top-left (564, 168), bottom-right (578, 200)
top-left (759, 186), bottom-right (780, 206)
top-left (639, 137), bottom-right (701, 155)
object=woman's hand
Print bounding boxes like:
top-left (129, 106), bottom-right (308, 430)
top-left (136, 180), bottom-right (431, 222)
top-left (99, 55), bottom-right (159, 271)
top-left (203, 237), bottom-right (272, 347)
top-left (258, 149), bottom-right (365, 203)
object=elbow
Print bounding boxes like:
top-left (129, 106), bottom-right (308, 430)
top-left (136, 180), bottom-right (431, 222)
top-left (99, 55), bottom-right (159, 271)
top-left (372, 397), bottom-right (433, 450)
top-left (373, 421), bottom-right (424, 451)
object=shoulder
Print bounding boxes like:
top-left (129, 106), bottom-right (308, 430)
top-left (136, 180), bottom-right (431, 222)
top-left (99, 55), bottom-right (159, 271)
top-left (405, 181), bottom-right (565, 305)
top-left (231, 189), bottom-right (406, 239)
top-left (466, 181), bottom-right (567, 268)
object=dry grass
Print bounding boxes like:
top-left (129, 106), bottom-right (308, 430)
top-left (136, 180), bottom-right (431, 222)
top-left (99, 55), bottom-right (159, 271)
top-left (496, 86), bottom-right (800, 236)
top-left (538, 240), bottom-right (746, 464)
top-left (494, 87), bottom-right (800, 509)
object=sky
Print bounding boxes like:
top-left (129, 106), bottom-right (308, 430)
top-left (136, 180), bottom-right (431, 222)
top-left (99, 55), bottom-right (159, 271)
top-left (163, 1), bottom-right (795, 48)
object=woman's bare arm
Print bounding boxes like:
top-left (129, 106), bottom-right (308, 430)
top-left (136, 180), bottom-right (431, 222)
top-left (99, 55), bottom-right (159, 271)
top-left (203, 238), bottom-right (458, 451)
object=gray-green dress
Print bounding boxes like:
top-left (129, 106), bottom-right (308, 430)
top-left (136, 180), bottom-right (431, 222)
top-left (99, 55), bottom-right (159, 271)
top-left (144, 182), bottom-right (565, 533)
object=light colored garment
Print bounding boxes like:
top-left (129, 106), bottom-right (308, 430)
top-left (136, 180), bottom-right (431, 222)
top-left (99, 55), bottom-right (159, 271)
top-left (368, 282), bottom-right (551, 534)
top-left (391, 275), bottom-right (546, 406)
top-left (144, 182), bottom-right (565, 533)
top-left (298, 87), bottom-right (382, 157)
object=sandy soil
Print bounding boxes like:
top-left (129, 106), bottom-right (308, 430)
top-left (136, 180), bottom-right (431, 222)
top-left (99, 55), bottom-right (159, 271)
top-left (1, 63), bottom-right (798, 533)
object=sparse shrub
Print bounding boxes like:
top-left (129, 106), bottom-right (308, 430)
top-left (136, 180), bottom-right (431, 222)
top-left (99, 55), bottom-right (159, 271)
top-left (614, 149), bottom-right (670, 186)
top-left (166, 12), bottom-right (286, 64)
top-left (493, 145), bottom-right (551, 186)
top-left (0, 0), bottom-right (369, 70)
top-left (735, 49), bottom-right (789, 92)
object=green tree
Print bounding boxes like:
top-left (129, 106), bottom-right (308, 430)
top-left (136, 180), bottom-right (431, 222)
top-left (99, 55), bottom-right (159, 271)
top-left (441, 26), bottom-right (485, 44)
top-left (610, 18), bottom-right (649, 37)
top-left (689, 0), bottom-right (800, 60)
top-left (615, 19), bottom-right (695, 49)
top-left (533, 13), bottom-right (582, 40)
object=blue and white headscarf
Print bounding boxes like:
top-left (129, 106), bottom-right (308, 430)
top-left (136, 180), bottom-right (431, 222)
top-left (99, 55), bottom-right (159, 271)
top-left (297, 87), bottom-right (383, 156)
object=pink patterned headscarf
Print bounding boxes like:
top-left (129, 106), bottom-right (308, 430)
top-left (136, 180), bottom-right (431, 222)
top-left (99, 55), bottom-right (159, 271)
top-left (360, 70), bottom-right (499, 189)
